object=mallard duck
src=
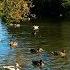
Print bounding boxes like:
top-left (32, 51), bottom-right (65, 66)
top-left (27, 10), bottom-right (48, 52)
top-left (52, 49), bottom-right (66, 58)
top-left (32, 60), bottom-right (44, 67)
top-left (30, 48), bottom-right (44, 54)
top-left (30, 49), bottom-right (37, 54)
top-left (59, 49), bottom-right (66, 57)
top-left (51, 51), bottom-right (59, 56)
top-left (10, 41), bottom-right (18, 48)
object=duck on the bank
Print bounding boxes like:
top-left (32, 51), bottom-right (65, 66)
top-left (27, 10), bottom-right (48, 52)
top-left (9, 41), bottom-right (18, 48)
top-left (30, 48), bottom-right (44, 54)
top-left (32, 60), bottom-right (44, 67)
top-left (59, 49), bottom-right (66, 57)
top-left (3, 63), bottom-right (21, 70)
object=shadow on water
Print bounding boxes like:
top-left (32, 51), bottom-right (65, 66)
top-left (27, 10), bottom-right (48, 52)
top-left (0, 18), bottom-right (70, 70)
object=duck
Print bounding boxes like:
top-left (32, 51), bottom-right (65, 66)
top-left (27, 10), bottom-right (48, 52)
top-left (51, 51), bottom-right (59, 56)
top-left (33, 25), bottom-right (39, 31)
top-left (30, 48), bottom-right (44, 54)
top-left (3, 63), bottom-right (21, 70)
top-left (9, 41), bottom-right (18, 48)
top-left (51, 49), bottom-right (66, 57)
top-left (37, 48), bottom-right (44, 52)
top-left (32, 25), bottom-right (39, 35)
top-left (30, 48), bottom-right (37, 54)
top-left (59, 49), bottom-right (66, 58)
top-left (32, 60), bottom-right (44, 67)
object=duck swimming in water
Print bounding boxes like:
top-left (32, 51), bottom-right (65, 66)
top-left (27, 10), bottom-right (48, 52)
top-left (33, 25), bottom-right (39, 30)
top-left (52, 49), bottom-right (66, 58)
top-left (30, 48), bottom-right (44, 54)
top-left (51, 51), bottom-right (59, 56)
top-left (9, 41), bottom-right (18, 48)
top-left (59, 49), bottom-right (66, 58)
top-left (32, 60), bottom-right (44, 67)
top-left (32, 25), bottom-right (39, 35)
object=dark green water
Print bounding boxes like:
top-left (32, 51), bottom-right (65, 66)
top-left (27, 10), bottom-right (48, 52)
top-left (0, 18), bottom-right (70, 70)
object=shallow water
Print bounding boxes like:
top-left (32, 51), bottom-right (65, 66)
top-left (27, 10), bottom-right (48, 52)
top-left (0, 18), bottom-right (70, 70)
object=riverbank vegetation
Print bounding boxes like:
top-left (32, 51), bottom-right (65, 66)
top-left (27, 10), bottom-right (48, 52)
top-left (0, 0), bottom-right (70, 24)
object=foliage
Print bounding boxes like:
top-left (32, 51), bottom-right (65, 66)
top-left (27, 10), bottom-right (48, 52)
top-left (0, 0), bottom-right (70, 21)
top-left (62, 0), bottom-right (70, 17)
top-left (0, 1), bottom-right (3, 16)
top-left (3, 0), bottom-right (30, 24)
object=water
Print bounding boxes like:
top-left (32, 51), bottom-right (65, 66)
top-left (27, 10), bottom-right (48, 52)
top-left (0, 18), bottom-right (70, 70)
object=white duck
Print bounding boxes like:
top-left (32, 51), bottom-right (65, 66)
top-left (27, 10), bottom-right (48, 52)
top-left (33, 25), bottom-right (39, 30)
top-left (37, 48), bottom-right (44, 52)
top-left (3, 63), bottom-right (21, 70)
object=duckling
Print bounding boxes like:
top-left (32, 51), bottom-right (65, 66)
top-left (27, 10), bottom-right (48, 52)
top-left (59, 49), bottom-right (66, 58)
top-left (10, 41), bottom-right (18, 48)
top-left (32, 60), bottom-right (44, 67)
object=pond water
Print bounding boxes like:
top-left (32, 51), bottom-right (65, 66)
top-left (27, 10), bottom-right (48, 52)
top-left (0, 18), bottom-right (70, 70)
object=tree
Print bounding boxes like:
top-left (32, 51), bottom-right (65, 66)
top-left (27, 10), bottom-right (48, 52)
top-left (3, 0), bottom-right (30, 24)
top-left (0, 0), bottom-right (3, 16)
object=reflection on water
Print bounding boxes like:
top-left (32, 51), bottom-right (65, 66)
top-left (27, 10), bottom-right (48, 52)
top-left (0, 18), bottom-right (70, 70)
top-left (0, 19), bottom-right (15, 66)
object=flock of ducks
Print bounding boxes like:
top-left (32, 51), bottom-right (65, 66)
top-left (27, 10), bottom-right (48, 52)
top-left (1, 24), bottom-right (66, 69)
top-left (9, 25), bottom-right (66, 68)
top-left (30, 48), bottom-right (66, 67)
